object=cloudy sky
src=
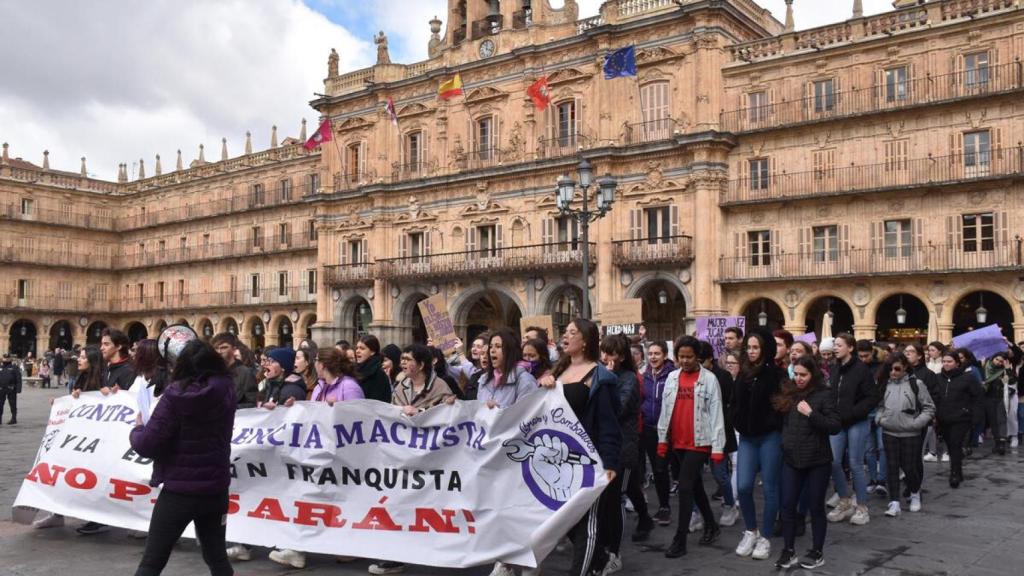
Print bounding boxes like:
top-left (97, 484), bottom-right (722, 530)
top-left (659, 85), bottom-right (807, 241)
top-left (0, 0), bottom-right (892, 180)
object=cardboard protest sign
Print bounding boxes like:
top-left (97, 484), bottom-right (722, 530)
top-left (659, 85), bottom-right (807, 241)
top-left (418, 294), bottom-right (459, 352)
top-left (15, 390), bottom-right (608, 568)
top-left (601, 299), bottom-right (643, 336)
top-left (952, 324), bottom-right (1007, 360)
top-left (520, 315), bottom-right (556, 341)
top-left (696, 316), bottom-right (746, 360)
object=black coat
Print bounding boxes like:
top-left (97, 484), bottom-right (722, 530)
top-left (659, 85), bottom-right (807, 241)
top-left (828, 356), bottom-right (880, 427)
top-left (731, 328), bottom-right (783, 437)
top-left (710, 364), bottom-right (738, 454)
top-left (230, 362), bottom-right (259, 409)
top-left (356, 355), bottom-right (393, 404)
top-left (104, 359), bottom-right (137, 390)
top-left (911, 363), bottom-right (940, 401)
top-left (612, 367), bottom-right (641, 470)
top-left (781, 385), bottom-right (842, 469)
top-left (935, 368), bottom-right (983, 424)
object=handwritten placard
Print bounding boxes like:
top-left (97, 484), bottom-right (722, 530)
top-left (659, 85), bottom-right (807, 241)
top-left (602, 299), bottom-right (643, 326)
top-left (418, 294), bottom-right (459, 352)
top-left (696, 315), bottom-right (746, 360)
top-left (520, 315), bottom-right (556, 341)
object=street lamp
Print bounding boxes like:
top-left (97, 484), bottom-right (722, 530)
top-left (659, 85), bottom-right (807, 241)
top-left (758, 299), bottom-right (768, 327)
top-left (896, 295), bottom-right (907, 325)
top-left (658, 289), bottom-right (668, 305)
top-left (976, 293), bottom-right (988, 324)
top-left (554, 157), bottom-right (616, 319)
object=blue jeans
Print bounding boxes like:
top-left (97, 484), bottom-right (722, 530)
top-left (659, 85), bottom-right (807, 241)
top-left (830, 419), bottom-right (870, 504)
top-left (737, 431), bottom-right (782, 537)
top-left (712, 457), bottom-right (735, 507)
top-left (1017, 402), bottom-right (1024, 437)
top-left (865, 415), bottom-right (887, 485)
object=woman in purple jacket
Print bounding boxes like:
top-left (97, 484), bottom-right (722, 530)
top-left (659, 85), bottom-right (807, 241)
top-left (130, 340), bottom-right (235, 576)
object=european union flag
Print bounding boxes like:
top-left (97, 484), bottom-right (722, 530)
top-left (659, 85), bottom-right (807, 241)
top-left (603, 45), bottom-right (637, 79)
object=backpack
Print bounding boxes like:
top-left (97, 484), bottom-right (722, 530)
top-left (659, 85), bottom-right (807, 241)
top-left (907, 375), bottom-right (921, 417)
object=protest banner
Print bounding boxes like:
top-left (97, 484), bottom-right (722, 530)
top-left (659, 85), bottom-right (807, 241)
top-left (952, 324), bottom-right (1007, 361)
top-left (796, 332), bottom-right (818, 345)
top-left (520, 315), bottom-right (555, 340)
top-left (14, 389), bottom-right (607, 568)
top-left (601, 299), bottom-right (643, 336)
top-left (696, 315), bottom-right (746, 360)
top-left (418, 294), bottom-right (460, 353)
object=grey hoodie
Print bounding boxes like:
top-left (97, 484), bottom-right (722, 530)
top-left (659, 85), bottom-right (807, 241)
top-left (875, 374), bottom-right (935, 437)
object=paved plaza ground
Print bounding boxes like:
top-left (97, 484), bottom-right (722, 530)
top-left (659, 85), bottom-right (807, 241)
top-left (2, 385), bottom-right (1023, 575)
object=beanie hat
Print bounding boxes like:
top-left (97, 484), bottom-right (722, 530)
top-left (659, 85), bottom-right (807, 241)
top-left (381, 344), bottom-right (401, 370)
top-left (819, 337), bottom-right (835, 353)
top-left (267, 347), bottom-right (296, 374)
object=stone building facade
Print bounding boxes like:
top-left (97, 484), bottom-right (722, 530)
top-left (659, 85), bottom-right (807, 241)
top-left (2, 0), bottom-right (1023, 356)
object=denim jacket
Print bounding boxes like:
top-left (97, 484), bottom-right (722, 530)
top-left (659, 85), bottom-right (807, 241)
top-left (656, 366), bottom-right (726, 455)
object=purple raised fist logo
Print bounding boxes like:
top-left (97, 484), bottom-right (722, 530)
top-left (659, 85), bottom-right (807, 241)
top-left (504, 431), bottom-right (595, 511)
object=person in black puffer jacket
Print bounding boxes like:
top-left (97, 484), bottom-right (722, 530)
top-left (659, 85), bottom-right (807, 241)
top-left (354, 335), bottom-right (394, 403)
top-left (934, 350), bottom-right (983, 488)
top-left (731, 328), bottom-right (784, 559)
top-left (773, 356), bottom-right (841, 569)
top-left (825, 333), bottom-right (880, 525)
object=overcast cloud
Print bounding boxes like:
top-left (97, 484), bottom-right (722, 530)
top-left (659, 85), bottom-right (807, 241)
top-left (0, 0), bottom-right (892, 180)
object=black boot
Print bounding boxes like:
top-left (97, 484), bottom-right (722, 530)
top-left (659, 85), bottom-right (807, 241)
top-left (665, 534), bottom-right (687, 558)
top-left (698, 522), bottom-right (720, 546)
top-left (632, 516), bottom-right (655, 542)
top-left (6, 417), bottom-right (15, 425)
top-left (949, 472), bottom-right (961, 489)
top-left (995, 440), bottom-right (1006, 456)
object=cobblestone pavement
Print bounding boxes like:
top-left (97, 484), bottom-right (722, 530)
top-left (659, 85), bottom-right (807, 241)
top-left (2, 385), bottom-right (1023, 575)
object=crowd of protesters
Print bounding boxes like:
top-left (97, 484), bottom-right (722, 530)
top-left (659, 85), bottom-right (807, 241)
top-left (21, 318), bottom-right (1024, 576)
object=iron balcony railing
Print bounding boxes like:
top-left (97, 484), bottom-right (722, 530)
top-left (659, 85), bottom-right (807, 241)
top-left (1, 203), bottom-right (115, 231)
top-left (612, 235), bottom-right (694, 268)
top-left (115, 232), bottom-right (316, 269)
top-left (377, 242), bottom-right (597, 281)
top-left (323, 262), bottom-right (376, 287)
top-left (538, 134), bottom-right (589, 160)
top-left (0, 294), bottom-right (114, 313)
top-left (721, 61), bottom-right (1024, 133)
top-left (724, 146), bottom-right (1024, 205)
top-left (621, 118), bottom-right (679, 145)
top-left (114, 286), bottom-right (316, 313)
top-left (0, 245), bottom-right (114, 269)
top-left (718, 241), bottom-right (1024, 283)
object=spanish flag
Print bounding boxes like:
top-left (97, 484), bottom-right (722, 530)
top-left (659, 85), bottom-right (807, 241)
top-left (438, 73), bottom-right (463, 100)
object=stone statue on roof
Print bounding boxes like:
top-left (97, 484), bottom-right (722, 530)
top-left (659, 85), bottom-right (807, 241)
top-left (375, 31), bottom-right (391, 65)
top-left (328, 48), bottom-right (339, 78)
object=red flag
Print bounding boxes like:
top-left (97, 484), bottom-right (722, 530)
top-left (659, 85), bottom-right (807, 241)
top-left (303, 118), bottom-right (332, 151)
top-left (385, 97), bottom-right (398, 126)
top-left (527, 77), bottom-right (551, 110)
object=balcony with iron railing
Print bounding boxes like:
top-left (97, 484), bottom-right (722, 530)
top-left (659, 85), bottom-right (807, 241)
top-left (621, 118), bottom-right (680, 145)
top-left (114, 232), bottom-right (317, 269)
top-left (0, 293), bottom-right (114, 313)
top-left (718, 240), bottom-right (1024, 283)
top-left (723, 147), bottom-right (1024, 206)
top-left (613, 235), bottom-right (694, 268)
top-left (390, 160), bottom-right (437, 182)
top-left (0, 245), bottom-right (114, 269)
top-left (115, 286), bottom-right (317, 314)
top-left (333, 171), bottom-right (373, 191)
top-left (460, 147), bottom-right (503, 171)
top-left (471, 15), bottom-right (503, 39)
top-left (1, 203), bottom-right (116, 231)
top-left (323, 262), bottom-right (376, 287)
top-left (538, 134), bottom-right (589, 160)
top-left (377, 242), bottom-right (597, 281)
top-left (119, 181), bottom-right (317, 231)
top-left (721, 61), bottom-right (1024, 133)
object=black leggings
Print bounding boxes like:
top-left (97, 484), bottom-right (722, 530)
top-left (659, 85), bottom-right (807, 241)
top-left (673, 450), bottom-right (714, 539)
top-left (939, 421), bottom-right (971, 480)
top-left (882, 433), bottom-right (922, 497)
top-left (0, 389), bottom-right (16, 420)
top-left (640, 427), bottom-right (670, 510)
top-left (781, 462), bottom-right (829, 553)
top-left (600, 467), bottom-right (652, 555)
top-left (568, 499), bottom-right (606, 576)
top-left (135, 490), bottom-right (233, 576)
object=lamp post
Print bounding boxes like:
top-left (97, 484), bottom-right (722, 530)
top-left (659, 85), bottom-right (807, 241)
top-left (555, 157), bottom-right (617, 319)
top-left (976, 293), bottom-right (988, 324)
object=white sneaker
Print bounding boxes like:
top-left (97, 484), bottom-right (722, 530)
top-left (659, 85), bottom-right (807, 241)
top-left (624, 498), bottom-right (635, 513)
top-left (1011, 437), bottom-right (1019, 448)
top-left (826, 492), bottom-right (840, 508)
top-left (909, 493), bottom-right (921, 512)
top-left (752, 536), bottom-right (771, 560)
top-left (923, 452), bottom-right (937, 462)
top-left (720, 505), bottom-right (739, 527)
top-left (489, 562), bottom-right (517, 576)
top-left (827, 498), bottom-right (855, 522)
top-left (850, 505), bottom-right (871, 525)
top-left (269, 549), bottom-right (306, 569)
top-left (941, 453), bottom-right (950, 462)
top-left (736, 530), bottom-right (759, 557)
top-left (601, 553), bottom-right (623, 576)
top-left (688, 511), bottom-right (704, 533)
top-left (884, 501), bottom-right (901, 517)
top-left (225, 545), bottom-right (251, 561)
top-left (33, 513), bottom-right (64, 529)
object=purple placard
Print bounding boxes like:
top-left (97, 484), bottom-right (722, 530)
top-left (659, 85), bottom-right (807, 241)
top-left (796, 332), bottom-right (818, 345)
top-left (696, 316), bottom-right (746, 360)
top-left (952, 324), bottom-right (1007, 360)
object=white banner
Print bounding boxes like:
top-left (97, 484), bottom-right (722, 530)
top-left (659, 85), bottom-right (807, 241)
top-left (14, 389), bottom-right (608, 568)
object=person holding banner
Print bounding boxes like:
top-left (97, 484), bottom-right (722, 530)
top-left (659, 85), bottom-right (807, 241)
top-left (260, 348), bottom-right (306, 409)
top-left (128, 339), bottom-right (168, 425)
top-left (478, 330), bottom-right (538, 409)
top-left (522, 338), bottom-right (554, 382)
top-left (129, 339), bottom-right (235, 576)
top-left (354, 335), bottom-right (394, 403)
top-left (982, 352), bottom-right (1014, 455)
top-left (541, 318), bottom-right (622, 576)
top-left (934, 350), bottom-right (983, 488)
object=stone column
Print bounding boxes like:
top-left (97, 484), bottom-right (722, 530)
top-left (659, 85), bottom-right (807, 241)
top-left (853, 323), bottom-right (877, 341)
top-left (1014, 322), bottom-right (1024, 344)
top-left (690, 172), bottom-right (727, 317)
top-left (938, 323), bottom-right (955, 344)
top-left (0, 331), bottom-right (9, 355)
